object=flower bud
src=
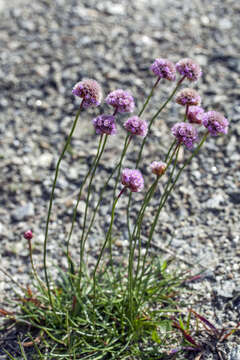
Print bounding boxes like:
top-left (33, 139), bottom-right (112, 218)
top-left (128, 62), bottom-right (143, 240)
top-left (150, 161), bottom-right (167, 176)
top-left (24, 230), bottom-right (33, 240)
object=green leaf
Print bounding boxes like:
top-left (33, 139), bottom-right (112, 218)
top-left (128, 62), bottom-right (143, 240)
top-left (151, 329), bottom-right (162, 344)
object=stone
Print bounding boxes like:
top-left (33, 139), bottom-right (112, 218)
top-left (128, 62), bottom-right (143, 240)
top-left (11, 203), bottom-right (35, 221)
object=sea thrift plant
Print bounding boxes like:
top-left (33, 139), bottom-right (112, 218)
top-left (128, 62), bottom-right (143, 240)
top-left (121, 168), bottom-right (144, 192)
top-left (176, 58), bottom-right (202, 82)
top-left (202, 110), bottom-right (229, 135)
top-left (1, 57), bottom-right (230, 359)
top-left (176, 88), bottom-right (201, 106)
top-left (105, 89), bottom-right (135, 113)
top-left (150, 58), bottom-right (176, 81)
top-left (72, 78), bottom-right (102, 108)
top-left (124, 116), bottom-right (148, 137)
top-left (187, 105), bottom-right (204, 124)
top-left (92, 114), bottom-right (117, 135)
top-left (172, 122), bottom-right (198, 149)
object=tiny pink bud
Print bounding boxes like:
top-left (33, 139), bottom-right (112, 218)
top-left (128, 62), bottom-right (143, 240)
top-left (150, 161), bottom-right (167, 176)
top-left (24, 230), bottom-right (33, 240)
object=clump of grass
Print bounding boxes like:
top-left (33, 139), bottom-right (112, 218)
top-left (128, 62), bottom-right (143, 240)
top-left (0, 57), bottom-right (230, 359)
top-left (2, 258), bottom-right (185, 359)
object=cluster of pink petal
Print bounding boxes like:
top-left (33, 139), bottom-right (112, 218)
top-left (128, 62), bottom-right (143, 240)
top-left (150, 161), bottom-right (167, 176)
top-left (172, 122), bottom-right (198, 149)
top-left (121, 168), bottom-right (144, 192)
top-left (124, 116), bottom-right (148, 137)
top-left (105, 89), bottom-right (135, 113)
top-left (187, 106), bottom-right (204, 124)
top-left (92, 115), bottom-right (116, 135)
top-left (202, 111), bottom-right (229, 136)
top-left (176, 58), bottom-right (202, 82)
top-left (150, 58), bottom-right (176, 81)
top-left (176, 88), bottom-right (201, 106)
top-left (72, 79), bottom-right (102, 108)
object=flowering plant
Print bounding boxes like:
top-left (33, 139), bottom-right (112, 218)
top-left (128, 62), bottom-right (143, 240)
top-left (1, 57), bottom-right (229, 358)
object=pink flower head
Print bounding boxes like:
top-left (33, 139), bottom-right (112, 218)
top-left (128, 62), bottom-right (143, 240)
top-left (150, 161), bottom-right (167, 176)
top-left (72, 79), bottom-right (102, 108)
top-left (121, 168), bottom-right (144, 192)
top-left (24, 230), bottom-right (33, 240)
top-left (202, 111), bottom-right (229, 136)
top-left (124, 116), bottom-right (148, 137)
top-left (176, 88), bottom-right (201, 106)
top-left (150, 58), bottom-right (176, 81)
top-left (105, 89), bottom-right (135, 113)
top-left (172, 122), bottom-right (198, 149)
top-left (176, 58), bottom-right (202, 82)
top-left (93, 115), bottom-right (116, 135)
top-left (187, 106), bottom-right (204, 124)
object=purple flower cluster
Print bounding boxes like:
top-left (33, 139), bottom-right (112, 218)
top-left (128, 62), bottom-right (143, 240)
top-left (92, 115), bottom-right (116, 135)
top-left (150, 161), bottom-right (167, 176)
top-left (187, 106), bottom-right (204, 124)
top-left (176, 58), bottom-right (202, 82)
top-left (176, 88), bottom-right (201, 106)
top-left (124, 116), bottom-right (148, 137)
top-left (172, 122), bottom-right (198, 149)
top-left (105, 89), bottom-right (135, 114)
top-left (72, 79), bottom-right (102, 108)
top-left (121, 168), bottom-right (144, 192)
top-left (150, 58), bottom-right (176, 81)
top-left (202, 111), bottom-right (229, 136)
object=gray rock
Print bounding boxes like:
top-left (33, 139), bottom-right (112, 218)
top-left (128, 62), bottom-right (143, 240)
top-left (229, 346), bottom-right (240, 360)
top-left (214, 281), bottom-right (236, 299)
top-left (11, 203), bottom-right (35, 221)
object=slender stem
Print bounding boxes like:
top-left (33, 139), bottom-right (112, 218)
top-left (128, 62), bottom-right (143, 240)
top-left (93, 187), bottom-right (126, 305)
top-left (126, 76), bottom-right (186, 242)
top-left (133, 179), bottom-right (159, 287)
top-left (127, 178), bottom-right (158, 321)
top-left (78, 134), bottom-right (108, 290)
top-left (43, 102), bottom-right (83, 311)
top-left (82, 135), bottom-right (131, 247)
top-left (160, 132), bottom-right (209, 210)
top-left (137, 143), bottom-right (180, 297)
top-left (136, 75), bottom-right (185, 169)
top-left (165, 139), bottom-right (177, 162)
top-left (128, 139), bottom-right (180, 313)
top-left (138, 77), bottom-right (160, 117)
top-left (66, 135), bottom-right (103, 262)
top-left (184, 105), bottom-right (189, 122)
top-left (27, 238), bottom-right (45, 290)
top-left (113, 134), bottom-right (131, 199)
top-left (138, 132), bottom-right (209, 298)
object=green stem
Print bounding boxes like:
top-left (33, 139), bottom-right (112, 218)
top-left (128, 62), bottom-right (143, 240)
top-left (82, 135), bottom-right (131, 247)
top-left (165, 139), bottom-right (177, 162)
top-left (138, 76), bottom-right (161, 117)
top-left (137, 143), bottom-right (180, 298)
top-left (93, 187), bottom-right (126, 305)
top-left (126, 76), bottom-right (186, 242)
top-left (184, 104), bottom-right (189, 122)
top-left (127, 178), bottom-right (158, 321)
top-left (112, 134), bottom-right (131, 200)
top-left (43, 102), bottom-right (83, 311)
top-left (77, 134), bottom-right (108, 290)
top-left (138, 132), bottom-right (209, 299)
top-left (136, 75), bottom-right (185, 169)
top-left (160, 132), bottom-right (209, 211)
top-left (66, 135), bottom-right (104, 262)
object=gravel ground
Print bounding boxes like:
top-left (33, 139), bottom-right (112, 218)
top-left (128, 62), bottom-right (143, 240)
top-left (0, 0), bottom-right (240, 358)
